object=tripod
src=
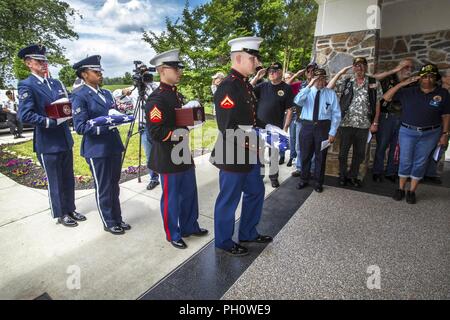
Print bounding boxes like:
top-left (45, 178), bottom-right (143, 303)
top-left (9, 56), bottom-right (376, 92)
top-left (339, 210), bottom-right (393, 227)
top-left (122, 84), bottom-right (147, 183)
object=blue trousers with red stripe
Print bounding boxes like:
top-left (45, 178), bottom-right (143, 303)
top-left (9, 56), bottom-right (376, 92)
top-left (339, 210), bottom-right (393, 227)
top-left (159, 168), bottom-right (201, 242)
top-left (214, 164), bottom-right (265, 250)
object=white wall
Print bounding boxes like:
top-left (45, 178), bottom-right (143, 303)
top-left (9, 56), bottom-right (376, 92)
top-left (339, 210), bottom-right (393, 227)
top-left (381, 0), bottom-right (450, 37)
top-left (314, 0), bottom-right (380, 36)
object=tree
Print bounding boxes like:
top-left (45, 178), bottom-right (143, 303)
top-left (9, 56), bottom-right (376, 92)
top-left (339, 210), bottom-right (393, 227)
top-left (142, 0), bottom-right (318, 103)
top-left (0, 0), bottom-right (79, 86)
top-left (58, 65), bottom-right (77, 88)
top-left (123, 72), bottom-right (133, 85)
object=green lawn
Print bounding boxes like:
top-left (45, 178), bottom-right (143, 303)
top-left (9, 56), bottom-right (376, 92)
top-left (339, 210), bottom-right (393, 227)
top-left (5, 120), bottom-right (218, 177)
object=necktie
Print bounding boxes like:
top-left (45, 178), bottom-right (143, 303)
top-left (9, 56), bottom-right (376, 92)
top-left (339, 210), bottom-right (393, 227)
top-left (313, 89), bottom-right (320, 122)
top-left (97, 90), bottom-right (106, 103)
top-left (43, 78), bottom-right (52, 91)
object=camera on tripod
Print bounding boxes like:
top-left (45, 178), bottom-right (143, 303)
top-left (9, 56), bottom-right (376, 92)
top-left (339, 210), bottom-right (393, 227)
top-left (133, 60), bottom-right (156, 89)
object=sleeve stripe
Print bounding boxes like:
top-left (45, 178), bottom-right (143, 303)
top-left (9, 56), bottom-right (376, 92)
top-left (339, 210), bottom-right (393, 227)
top-left (97, 127), bottom-right (100, 135)
top-left (162, 131), bottom-right (172, 141)
top-left (46, 118), bottom-right (50, 128)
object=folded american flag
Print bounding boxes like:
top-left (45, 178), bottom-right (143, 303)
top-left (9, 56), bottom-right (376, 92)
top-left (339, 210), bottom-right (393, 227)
top-left (87, 114), bottom-right (135, 128)
top-left (255, 125), bottom-right (290, 152)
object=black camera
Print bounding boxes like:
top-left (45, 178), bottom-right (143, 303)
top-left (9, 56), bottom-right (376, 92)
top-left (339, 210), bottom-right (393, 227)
top-left (133, 60), bottom-right (156, 85)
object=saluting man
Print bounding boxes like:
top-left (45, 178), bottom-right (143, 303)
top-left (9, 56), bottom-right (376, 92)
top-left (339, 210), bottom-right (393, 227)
top-left (144, 49), bottom-right (208, 249)
top-left (71, 55), bottom-right (130, 235)
top-left (211, 37), bottom-right (273, 257)
top-left (18, 44), bottom-right (86, 227)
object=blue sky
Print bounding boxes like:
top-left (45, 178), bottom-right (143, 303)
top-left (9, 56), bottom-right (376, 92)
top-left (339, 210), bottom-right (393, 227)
top-left (51, 0), bottom-right (208, 78)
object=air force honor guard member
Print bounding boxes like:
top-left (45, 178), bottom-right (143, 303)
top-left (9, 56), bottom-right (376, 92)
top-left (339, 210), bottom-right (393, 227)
top-left (211, 37), bottom-right (273, 257)
top-left (18, 44), bottom-right (86, 227)
top-left (144, 49), bottom-right (208, 250)
top-left (71, 55), bottom-right (130, 235)
top-left (294, 68), bottom-right (341, 193)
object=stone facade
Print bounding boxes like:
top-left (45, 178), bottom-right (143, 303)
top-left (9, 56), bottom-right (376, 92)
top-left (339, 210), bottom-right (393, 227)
top-left (313, 29), bottom-right (378, 77)
top-left (378, 30), bottom-right (450, 72)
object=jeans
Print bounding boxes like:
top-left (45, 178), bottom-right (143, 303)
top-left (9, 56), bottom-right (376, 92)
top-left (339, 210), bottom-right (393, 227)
top-left (338, 126), bottom-right (369, 179)
top-left (373, 113), bottom-right (400, 176)
top-left (141, 127), bottom-right (159, 182)
top-left (398, 125), bottom-right (442, 180)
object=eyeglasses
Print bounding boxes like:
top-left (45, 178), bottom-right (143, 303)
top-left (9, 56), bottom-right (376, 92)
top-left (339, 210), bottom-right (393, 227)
top-left (268, 69), bottom-right (281, 74)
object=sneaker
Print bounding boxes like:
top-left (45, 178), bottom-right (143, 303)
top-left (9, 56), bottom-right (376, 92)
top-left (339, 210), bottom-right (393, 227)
top-left (406, 191), bottom-right (416, 204)
top-left (393, 189), bottom-right (405, 201)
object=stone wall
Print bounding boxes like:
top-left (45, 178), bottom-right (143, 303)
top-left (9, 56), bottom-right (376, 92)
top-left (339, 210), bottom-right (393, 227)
top-left (378, 30), bottom-right (450, 72)
top-left (313, 29), bottom-right (378, 77)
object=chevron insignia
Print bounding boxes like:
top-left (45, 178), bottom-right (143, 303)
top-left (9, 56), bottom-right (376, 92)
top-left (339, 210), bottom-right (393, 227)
top-left (150, 105), bottom-right (162, 123)
top-left (220, 95), bottom-right (235, 109)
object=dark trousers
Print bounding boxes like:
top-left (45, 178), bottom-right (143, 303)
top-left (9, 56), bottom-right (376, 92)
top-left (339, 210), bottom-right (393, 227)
top-left (87, 155), bottom-right (123, 228)
top-left (372, 113), bottom-right (400, 176)
top-left (299, 120), bottom-right (331, 186)
top-left (338, 126), bottom-right (369, 179)
top-left (7, 113), bottom-right (23, 136)
top-left (38, 150), bottom-right (76, 218)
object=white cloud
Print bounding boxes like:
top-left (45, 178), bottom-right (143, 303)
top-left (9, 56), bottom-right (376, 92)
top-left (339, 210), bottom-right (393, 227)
top-left (50, 0), bottom-right (187, 79)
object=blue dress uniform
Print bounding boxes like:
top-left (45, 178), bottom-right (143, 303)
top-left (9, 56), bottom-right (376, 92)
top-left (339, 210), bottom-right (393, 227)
top-left (144, 49), bottom-right (207, 249)
top-left (70, 55), bottom-right (128, 235)
top-left (211, 37), bottom-right (273, 257)
top-left (17, 44), bottom-right (84, 227)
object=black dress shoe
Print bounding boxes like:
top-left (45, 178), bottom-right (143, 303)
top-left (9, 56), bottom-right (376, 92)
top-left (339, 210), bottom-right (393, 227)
top-left (393, 189), bottom-right (405, 201)
top-left (291, 170), bottom-right (301, 177)
top-left (338, 177), bottom-right (347, 186)
top-left (182, 228), bottom-right (209, 237)
top-left (68, 211), bottom-right (86, 221)
top-left (146, 180), bottom-right (160, 190)
top-left (296, 181), bottom-right (308, 189)
top-left (314, 185), bottom-right (323, 193)
top-left (406, 191), bottom-right (416, 204)
top-left (171, 239), bottom-right (187, 249)
top-left (240, 235), bottom-right (273, 244)
top-left (348, 178), bottom-right (363, 188)
top-left (271, 179), bottom-right (280, 188)
top-left (385, 175), bottom-right (397, 183)
top-left (372, 173), bottom-right (382, 182)
top-left (286, 158), bottom-right (293, 167)
top-left (104, 226), bottom-right (125, 235)
top-left (118, 221), bottom-right (131, 230)
top-left (279, 156), bottom-right (285, 165)
top-left (57, 215), bottom-right (78, 227)
top-left (220, 244), bottom-right (249, 256)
